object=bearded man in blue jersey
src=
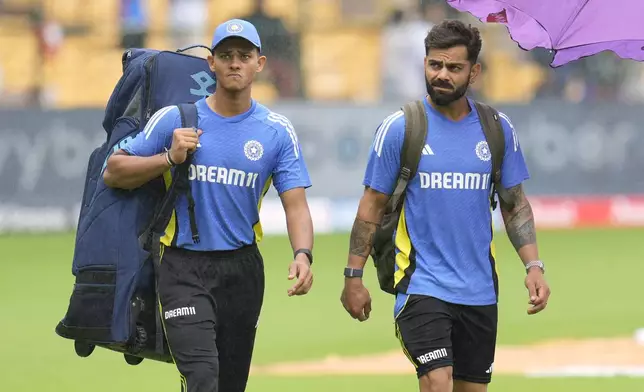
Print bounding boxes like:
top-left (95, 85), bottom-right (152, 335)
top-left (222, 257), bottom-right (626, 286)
top-left (340, 20), bottom-right (551, 392)
top-left (103, 18), bottom-right (314, 392)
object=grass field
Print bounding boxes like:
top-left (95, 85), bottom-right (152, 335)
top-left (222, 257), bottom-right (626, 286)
top-left (2, 227), bottom-right (644, 391)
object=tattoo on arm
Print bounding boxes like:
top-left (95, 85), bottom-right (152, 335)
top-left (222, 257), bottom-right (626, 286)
top-left (349, 218), bottom-right (381, 258)
top-left (501, 185), bottom-right (537, 251)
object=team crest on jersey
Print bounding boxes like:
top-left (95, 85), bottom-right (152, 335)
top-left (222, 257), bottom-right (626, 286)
top-left (475, 141), bottom-right (491, 162)
top-left (244, 140), bottom-right (263, 161)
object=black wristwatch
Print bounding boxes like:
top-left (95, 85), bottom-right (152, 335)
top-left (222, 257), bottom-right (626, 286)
top-left (344, 267), bottom-right (363, 278)
top-left (294, 248), bottom-right (313, 265)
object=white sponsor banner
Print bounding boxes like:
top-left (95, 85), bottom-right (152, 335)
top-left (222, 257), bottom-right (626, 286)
top-left (3, 196), bottom-right (644, 235)
top-left (258, 197), bottom-right (333, 235)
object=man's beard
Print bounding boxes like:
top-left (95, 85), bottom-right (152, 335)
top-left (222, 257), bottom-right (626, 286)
top-left (426, 77), bottom-right (469, 106)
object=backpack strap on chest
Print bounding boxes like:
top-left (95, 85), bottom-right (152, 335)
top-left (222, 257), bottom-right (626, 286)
top-left (140, 103), bottom-right (200, 250)
top-left (388, 99), bottom-right (428, 213)
top-left (473, 101), bottom-right (516, 210)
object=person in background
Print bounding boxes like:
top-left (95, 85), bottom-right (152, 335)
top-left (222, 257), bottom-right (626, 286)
top-left (119, 0), bottom-right (148, 49)
top-left (240, 0), bottom-right (301, 97)
top-left (168, 0), bottom-right (208, 54)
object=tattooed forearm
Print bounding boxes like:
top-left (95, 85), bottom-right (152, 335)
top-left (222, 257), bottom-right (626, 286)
top-left (349, 219), bottom-right (380, 258)
top-left (501, 185), bottom-right (537, 251)
top-left (505, 204), bottom-right (536, 250)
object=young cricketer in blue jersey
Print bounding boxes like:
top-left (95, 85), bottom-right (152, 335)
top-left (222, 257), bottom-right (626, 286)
top-left (104, 18), bottom-right (315, 392)
top-left (341, 20), bottom-right (551, 392)
top-left (122, 98), bottom-right (310, 251)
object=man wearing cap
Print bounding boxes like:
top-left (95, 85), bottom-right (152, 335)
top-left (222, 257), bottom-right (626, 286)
top-left (103, 18), bottom-right (315, 392)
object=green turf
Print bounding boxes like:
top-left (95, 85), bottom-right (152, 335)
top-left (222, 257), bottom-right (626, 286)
top-left (247, 375), bottom-right (644, 391)
top-left (1, 227), bottom-right (643, 391)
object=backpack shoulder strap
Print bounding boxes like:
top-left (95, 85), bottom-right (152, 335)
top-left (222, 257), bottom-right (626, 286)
top-left (173, 103), bottom-right (200, 243)
top-left (388, 100), bottom-right (428, 212)
top-left (176, 102), bottom-right (198, 130)
top-left (173, 103), bottom-right (198, 184)
top-left (473, 101), bottom-right (515, 210)
top-left (140, 103), bottom-right (200, 249)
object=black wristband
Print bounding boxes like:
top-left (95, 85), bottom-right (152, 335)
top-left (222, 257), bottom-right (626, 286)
top-left (294, 248), bottom-right (313, 265)
top-left (344, 267), bottom-right (363, 278)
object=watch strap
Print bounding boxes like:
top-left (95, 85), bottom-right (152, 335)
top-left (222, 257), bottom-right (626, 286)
top-left (344, 267), bottom-right (363, 278)
top-left (294, 248), bottom-right (313, 265)
top-left (525, 260), bottom-right (544, 273)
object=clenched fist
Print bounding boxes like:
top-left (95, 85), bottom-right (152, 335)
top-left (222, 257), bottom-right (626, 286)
top-left (169, 128), bottom-right (203, 165)
top-left (341, 278), bottom-right (372, 322)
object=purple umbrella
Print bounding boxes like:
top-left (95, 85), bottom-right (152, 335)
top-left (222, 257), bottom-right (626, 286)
top-left (446, 0), bottom-right (644, 67)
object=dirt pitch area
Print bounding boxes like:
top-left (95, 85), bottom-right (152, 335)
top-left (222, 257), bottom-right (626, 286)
top-left (251, 337), bottom-right (644, 377)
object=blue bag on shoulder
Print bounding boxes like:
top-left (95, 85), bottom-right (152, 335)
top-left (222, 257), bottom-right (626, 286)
top-left (55, 46), bottom-right (215, 366)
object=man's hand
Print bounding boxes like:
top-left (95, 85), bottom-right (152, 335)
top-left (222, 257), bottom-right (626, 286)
top-left (169, 128), bottom-right (202, 164)
top-left (287, 254), bottom-right (313, 296)
top-left (525, 269), bottom-right (550, 315)
top-left (339, 188), bottom-right (388, 322)
top-left (340, 278), bottom-right (372, 322)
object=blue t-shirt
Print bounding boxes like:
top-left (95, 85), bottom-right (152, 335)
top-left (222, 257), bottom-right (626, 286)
top-left (123, 98), bottom-right (312, 251)
top-left (363, 97), bottom-right (530, 309)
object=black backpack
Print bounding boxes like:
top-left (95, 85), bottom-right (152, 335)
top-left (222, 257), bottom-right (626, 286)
top-left (370, 99), bottom-right (516, 295)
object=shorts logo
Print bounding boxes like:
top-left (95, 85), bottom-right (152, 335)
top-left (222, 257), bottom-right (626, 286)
top-left (486, 363), bottom-right (494, 374)
top-left (244, 140), bottom-right (264, 161)
top-left (417, 348), bottom-right (448, 364)
top-left (164, 306), bottom-right (196, 320)
top-left (475, 141), bottom-right (491, 162)
top-left (227, 23), bottom-right (243, 34)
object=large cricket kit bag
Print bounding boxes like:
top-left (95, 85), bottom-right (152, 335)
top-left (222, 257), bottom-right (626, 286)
top-left (370, 99), bottom-right (517, 295)
top-left (54, 45), bottom-right (215, 366)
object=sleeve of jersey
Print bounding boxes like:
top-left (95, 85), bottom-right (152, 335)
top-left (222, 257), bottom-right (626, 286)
top-left (498, 112), bottom-right (530, 189)
top-left (272, 120), bottom-right (312, 195)
top-left (122, 106), bottom-right (179, 157)
top-left (362, 111), bottom-right (404, 195)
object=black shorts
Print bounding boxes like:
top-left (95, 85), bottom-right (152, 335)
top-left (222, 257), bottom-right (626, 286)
top-left (158, 243), bottom-right (264, 392)
top-left (395, 294), bottom-right (498, 384)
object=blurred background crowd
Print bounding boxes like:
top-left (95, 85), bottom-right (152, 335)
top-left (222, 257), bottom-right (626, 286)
top-left (1, 0), bottom-right (643, 109)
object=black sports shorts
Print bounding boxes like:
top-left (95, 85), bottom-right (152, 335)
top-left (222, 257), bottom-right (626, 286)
top-left (395, 294), bottom-right (498, 384)
top-left (158, 243), bottom-right (264, 392)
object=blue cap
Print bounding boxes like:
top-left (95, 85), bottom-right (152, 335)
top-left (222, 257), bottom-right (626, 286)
top-left (211, 19), bottom-right (262, 52)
